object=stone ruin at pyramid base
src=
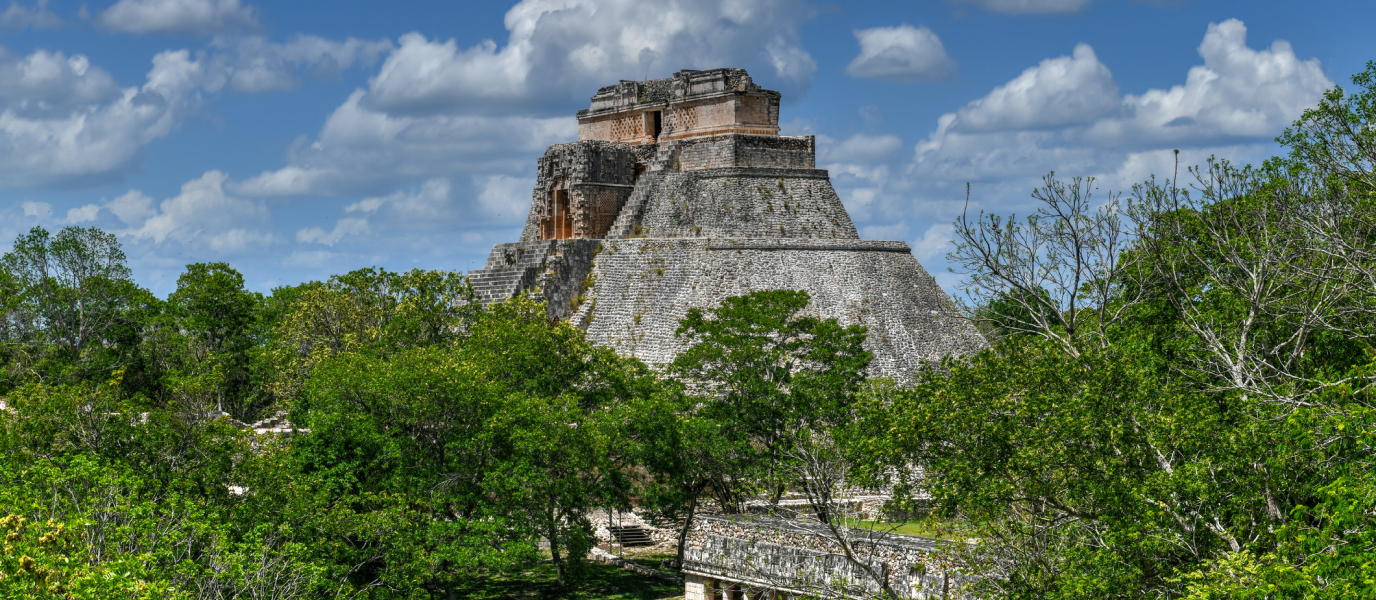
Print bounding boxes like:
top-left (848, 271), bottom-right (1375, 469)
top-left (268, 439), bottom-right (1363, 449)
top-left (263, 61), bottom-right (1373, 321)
top-left (466, 67), bottom-right (987, 384)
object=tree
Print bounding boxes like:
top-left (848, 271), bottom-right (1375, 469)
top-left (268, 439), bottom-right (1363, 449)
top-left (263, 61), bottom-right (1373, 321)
top-left (167, 262), bottom-right (264, 419)
top-left (0, 226), bottom-right (139, 381)
top-left (667, 290), bottom-right (871, 556)
top-left (951, 175), bottom-right (1139, 357)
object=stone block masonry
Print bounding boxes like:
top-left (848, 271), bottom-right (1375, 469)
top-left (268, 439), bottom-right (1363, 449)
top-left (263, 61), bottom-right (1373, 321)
top-left (572, 238), bottom-right (985, 383)
top-left (682, 515), bottom-right (975, 599)
top-left (470, 66), bottom-right (987, 382)
top-left (622, 168), bottom-right (858, 240)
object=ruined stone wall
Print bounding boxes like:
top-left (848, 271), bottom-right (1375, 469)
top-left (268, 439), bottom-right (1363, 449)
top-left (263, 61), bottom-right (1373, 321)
top-left (672, 134), bottom-right (815, 171)
top-left (571, 185), bottom-right (630, 240)
top-left (576, 238), bottom-right (987, 384)
top-left (682, 516), bottom-right (974, 599)
top-left (628, 168), bottom-right (858, 240)
top-left (522, 140), bottom-right (637, 242)
top-left (578, 69), bottom-right (781, 144)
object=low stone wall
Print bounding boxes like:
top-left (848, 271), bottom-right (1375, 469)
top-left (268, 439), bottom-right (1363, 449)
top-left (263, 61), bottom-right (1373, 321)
top-left (683, 515), bottom-right (973, 599)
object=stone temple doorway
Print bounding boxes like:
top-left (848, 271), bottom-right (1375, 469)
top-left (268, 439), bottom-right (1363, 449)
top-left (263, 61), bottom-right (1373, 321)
top-left (545, 188), bottom-right (574, 240)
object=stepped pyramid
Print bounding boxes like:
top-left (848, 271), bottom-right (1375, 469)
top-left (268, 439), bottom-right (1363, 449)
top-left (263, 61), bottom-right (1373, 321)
top-left (468, 68), bottom-right (986, 382)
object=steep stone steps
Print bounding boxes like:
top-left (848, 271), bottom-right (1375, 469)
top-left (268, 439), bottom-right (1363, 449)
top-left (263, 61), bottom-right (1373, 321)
top-left (607, 525), bottom-right (655, 547)
top-left (605, 172), bottom-right (665, 239)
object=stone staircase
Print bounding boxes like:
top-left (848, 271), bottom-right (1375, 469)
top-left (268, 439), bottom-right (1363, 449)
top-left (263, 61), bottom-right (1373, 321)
top-left (466, 239), bottom-right (600, 320)
top-left (607, 525), bottom-right (655, 547)
top-left (604, 171), bottom-right (665, 239)
top-left (647, 139), bottom-right (682, 172)
top-left (466, 241), bottom-right (559, 305)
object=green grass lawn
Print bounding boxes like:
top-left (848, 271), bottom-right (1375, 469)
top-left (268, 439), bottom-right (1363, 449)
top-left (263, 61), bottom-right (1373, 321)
top-left (850, 519), bottom-right (963, 541)
top-left (452, 551), bottom-right (683, 600)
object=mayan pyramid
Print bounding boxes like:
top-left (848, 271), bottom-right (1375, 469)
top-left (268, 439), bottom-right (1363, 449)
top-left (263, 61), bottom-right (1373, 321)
top-left (467, 68), bottom-right (987, 382)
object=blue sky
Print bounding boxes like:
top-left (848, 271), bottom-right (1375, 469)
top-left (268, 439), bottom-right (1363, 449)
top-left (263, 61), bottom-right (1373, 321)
top-left (0, 0), bottom-right (1368, 297)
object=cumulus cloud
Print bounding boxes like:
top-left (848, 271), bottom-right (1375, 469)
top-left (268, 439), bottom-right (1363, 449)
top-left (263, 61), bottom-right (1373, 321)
top-left (297, 177), bottom-right (458, 248)
top-left (214, 35), bottom-right (393, 93)
top-left (912, 20), bottom-right (1331, 185)
top-left (820, 133), bottom-right (904, 164)
top-left (846, 25), bottom-right (955, 83)
top-left (99, 0), bottom-right (259, 35)
top-left (477, 174), bottom-right (535, 223)
top-left (234, 0), bottom-right (820, 201)
top-left (0, 49), bottom-right (122, 114)
top-left (951, 0), bottom-right (1096, 15)
top-left (100, 171), bottom-right (275, 253)
top-left (953, 44), bottom-right (1118, 131)
top-left (363, 0), bottom-right (817, 115)
top-left (911, 223), bottom-right (954, 260)
top-left (296, 218), bottom-right (369, 246)
top-left (0, 48), bottom-right (213, 187)
top-left (1, 0), bottom-right (61, 30)
top-left (235, 91), bottom-right (576, 196)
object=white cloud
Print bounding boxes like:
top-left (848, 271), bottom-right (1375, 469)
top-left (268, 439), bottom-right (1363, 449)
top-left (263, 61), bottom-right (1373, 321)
top-left (99, 0), bottom-right (259, 35)
top-left (952, 0), bottom-right (1096, 15)
top-left (215, 35), bottom-right (393, 93)
top-left (820, 133), bottom-right (904, 164)
top-left (0, 49), bottom-right (122, 113)
top-left (66, 204), bottom-right (100, 223)
top-left (21, 199), bottom-right (51, 218)
top-left (912, 20), bottom-right (1331, 185)
top-left (0, 48), bottom-right (214, 187)
top-left (911, 223), bottom-right (954, 260)
top-left (296, 218), bottom-right (369, 246)
top-left (846, 25), bottom-right (955, 83)
top-left (1, 0), bottom-right (61, 30)
top-left (362, 0), bottom-right (816, 115)
top-left (231, 0), bottom-right (819, 213)
top-left (235, 91), bottom-right (576, 196)
top-left (346, 177), bottom-right (452, 222)
top-left (116, 171), bottom-right (275, 253)
top-left (954, 44), bottom-right (1119, 132)
top-left (476, 174), bottom-right (534, 223)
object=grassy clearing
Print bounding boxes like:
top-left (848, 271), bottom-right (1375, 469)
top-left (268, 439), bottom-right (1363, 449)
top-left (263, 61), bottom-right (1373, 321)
top-left (453, 550), bottom-right (683, 600)
top-left (850, 519), bottom-right (963, 540)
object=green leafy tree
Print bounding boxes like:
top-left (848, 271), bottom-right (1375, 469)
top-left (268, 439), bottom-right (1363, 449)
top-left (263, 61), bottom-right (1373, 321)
top-left (0, 226), bottom-right (141, 382)
top-left (167, 262), bottom-right (265, 419)
top-left (669, 289), bottom-right (871, 522)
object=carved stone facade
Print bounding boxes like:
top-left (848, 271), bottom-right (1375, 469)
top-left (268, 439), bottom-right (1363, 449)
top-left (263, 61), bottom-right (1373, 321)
top-left (577, 68), bottom-right (780, 145)
top-left (681, 516), bottom-right (975, 599)
top-left (466, 68), bottom-right (989, 382)
top-left (527, 141), bottom-right (637, 241)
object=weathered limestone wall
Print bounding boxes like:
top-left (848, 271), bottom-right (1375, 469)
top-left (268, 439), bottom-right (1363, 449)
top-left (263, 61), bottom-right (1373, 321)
top-left (682, 516), bottom-right (974, 599)
top-left (574, 238), bottom-right (987, 384)
top-left (620, 168), bottom-right (859, 240)
top-left (522, 141), bottom-right (637, 241)
top-left (577, 69), bottom-right (781, 144)
top-left (466, 239), bottom-right (600, 321)
top-left (672, 134), bottom-right (815, 171)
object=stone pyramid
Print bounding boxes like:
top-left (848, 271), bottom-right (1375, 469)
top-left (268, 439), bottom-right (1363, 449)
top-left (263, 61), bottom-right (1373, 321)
top-left (467, 68), bottom-right (986, 382)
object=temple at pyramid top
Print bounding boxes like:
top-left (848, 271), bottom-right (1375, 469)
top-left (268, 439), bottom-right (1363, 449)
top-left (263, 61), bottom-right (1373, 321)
top-left (576, 68), bottom-right (781, 144)
top-left (467, 67), bottom-right (988, 381)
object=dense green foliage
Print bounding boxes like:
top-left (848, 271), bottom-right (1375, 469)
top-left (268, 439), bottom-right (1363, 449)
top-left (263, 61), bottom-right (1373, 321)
top-left (846, 63), bottom-right (1376, 598)
top-left (6, 63), bottom-right (1376, 600)
top-left (0, 233), bottom-right (865, 597)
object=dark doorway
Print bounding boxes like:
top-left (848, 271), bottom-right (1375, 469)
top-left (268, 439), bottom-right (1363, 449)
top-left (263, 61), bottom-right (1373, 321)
top-left (652, 110), bottom-right (663, 139)
top-left (546, 189), bottom-right (573, 239)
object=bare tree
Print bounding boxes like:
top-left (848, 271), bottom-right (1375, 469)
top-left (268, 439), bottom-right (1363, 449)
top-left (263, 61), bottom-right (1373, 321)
top-left (1130, 155), bottom-right (1376, 408)
top-left (950, 174), bottom-right (1140, 357)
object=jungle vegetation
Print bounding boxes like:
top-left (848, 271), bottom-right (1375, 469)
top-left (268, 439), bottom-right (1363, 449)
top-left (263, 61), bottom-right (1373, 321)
top-left (5, 64), bottom-right (1376, 600)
